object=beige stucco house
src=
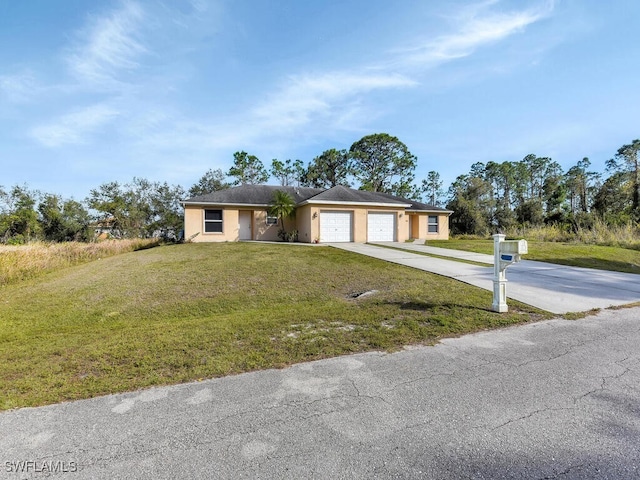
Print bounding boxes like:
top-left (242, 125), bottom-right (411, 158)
top-left (182, 185), bottom-right (452, 243)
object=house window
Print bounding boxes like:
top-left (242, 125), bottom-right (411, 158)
top-left (204, 209), bottom-right (223, 233)
top-left (266, 216), bottom-right (278, 225)
top-left (428, 215), bottom-right (439, 233)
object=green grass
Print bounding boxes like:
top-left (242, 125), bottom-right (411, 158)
top-left (429, 239), bottom-right (640, 274)
top-left (0, 243), bottom-right (550, 410)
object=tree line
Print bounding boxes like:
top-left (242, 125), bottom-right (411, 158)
top-left (1, 134), bottom-right (638, 243)
top-left (0, 179), bottom-right (186, 244)
top-left (0, 133), bottom-right (430, 244)
top-left (447, 139), bottom-right (640, 235)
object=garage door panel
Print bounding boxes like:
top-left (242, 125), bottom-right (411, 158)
top-left (320, 211), bottom-right (352, 242)
top-left (367, 213), bottom-right (395, 242)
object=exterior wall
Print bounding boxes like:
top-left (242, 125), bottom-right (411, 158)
top-left (433, 213), bottom-right (450, 240)
top-left (410, 214), bottom-right (420, 239)
top-left (302, 205), bottom-right (407, 243)
top-left (396, 210), bottom-right (410, 243)
top-left (184, 205), bottom-right (240, 242)
top-left (185, 204), bottom-right (450, 243)
top-left (185, 206), bottom-right (301, 243)
top-left (295, 204), bottom-right (314, 243)
top-left (253, 210), bottom-right (280, 241)
top-left (407, 212), bottom-right (450, 241)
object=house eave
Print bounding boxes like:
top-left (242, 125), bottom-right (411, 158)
top-left (298, 200), bottom-right (412, 208)
top-left (406, 208), bottom-right (454, 215)
top-left (181, 201), bottom-right (271, 208)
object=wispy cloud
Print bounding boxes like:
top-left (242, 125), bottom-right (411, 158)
top-left (393, 0), bottom-right (554, 69)
top-left (107, 1), bottom-right (555, 162)
top-left (246, 1), bottom-right (553, 140)
top-left (30, 104), bottom-right (120, 147)
top-left (65, 0), bottom-right (147, 87)
top-left (0, 72), bottom-right (38, 103)
top-left (251, 71), bottom-right (417, 133)
top-left (28, 0), bottom-right (556, 173)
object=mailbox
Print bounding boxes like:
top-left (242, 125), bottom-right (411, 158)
top-left (499, 252), bottom-right (521, 270)
top-left (500, 239), bottom-right (528, 255)
top-left (498, 240), bottom-right (527, 270)
top-left (492, 235), bottom-right (528, 313)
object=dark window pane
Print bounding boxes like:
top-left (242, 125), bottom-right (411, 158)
top-left (205, 222), bottom-right (223, 233)
top-left (428, 225), bottom-right (438, 233)
top-left (205, 209), bottom-right (222, 221)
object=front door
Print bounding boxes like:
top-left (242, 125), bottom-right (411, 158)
top-left (238, 211), bottom-right (252, 240)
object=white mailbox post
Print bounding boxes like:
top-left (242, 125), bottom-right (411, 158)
top-left (492, 234), bottom-right (528, 313)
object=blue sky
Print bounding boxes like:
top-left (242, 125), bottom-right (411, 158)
top-left (1, 0), bottom-right (638, 200)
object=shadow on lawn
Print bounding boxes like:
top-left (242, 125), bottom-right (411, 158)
top-left (385, 300), bottom-right (497, 314)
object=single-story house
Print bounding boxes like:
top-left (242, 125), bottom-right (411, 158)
top-left (181, 184), bottom-right (453, 243)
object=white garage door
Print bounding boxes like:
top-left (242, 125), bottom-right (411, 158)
top-left (320, 211), bottom-right (353, 242)
top-left (367, 213), bottom-right (396, 242)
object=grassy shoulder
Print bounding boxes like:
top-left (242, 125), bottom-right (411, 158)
top-left (0, 242), bottom-right (550, 410)
top-left (429, 239), bottom-right (640, 274)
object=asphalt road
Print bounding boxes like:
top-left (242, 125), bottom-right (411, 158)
top-left (2, 307), bottom-right (640, 479)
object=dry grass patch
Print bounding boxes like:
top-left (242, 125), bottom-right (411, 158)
top-left (0, 239), bottom-right (160, 286)
top-left (505, 220), bottom-right (640, 247)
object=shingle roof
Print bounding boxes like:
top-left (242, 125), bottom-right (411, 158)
top-left (183, 185), bottom-right (323, 205)
top-left (304, 185), bottom-right (409, 205)
top-left (373, 191), bottom-right (453, 213)
top-left (182, 184), bottom-right (451, 213)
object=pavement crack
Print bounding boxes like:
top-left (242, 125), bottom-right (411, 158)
top-left (574, 358), bottom-right (633, 403)
top-left (348, 377), bottom-right (361, 397)
top-left (384, 371), bottom-right (458, 393)
top-left (513, 343), bottom-right (585, 368)
top-left (535, 463), bottom-right (585, 479)
top-left (491, 407), bottom-right (574, 431)
top-left (346, 377), bottom-right (392, 406)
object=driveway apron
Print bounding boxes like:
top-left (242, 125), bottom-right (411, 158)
top-left (329, 242), bottom-right (640, 314)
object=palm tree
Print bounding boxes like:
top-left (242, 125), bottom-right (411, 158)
top-left (269, 190), bottom-right (296, 239)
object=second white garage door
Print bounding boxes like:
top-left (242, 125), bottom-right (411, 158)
top-left (320, 211), bottom-right (353, 242)
top-left (367, 213), bottom-right (396, 242)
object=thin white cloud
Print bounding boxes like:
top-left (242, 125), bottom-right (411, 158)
top-left (394, 1), bottom-right (554, 68)
top-left (31, 104), bottom-right (120, 147)
top-left (27, 0), bottom-right (556, 175)
top-left (65, 0), bottom-right (147, 87)
top-left (189, 0), bottom-right (209, 14)
top-left (0, 72), bottom-right (38, 103)
top-left (252, 72), bottom-right (417, 133)
top-left (243, 1), bottom-right (554, 143)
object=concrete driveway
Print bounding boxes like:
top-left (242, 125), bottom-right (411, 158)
top-left (1, 307), bottom-right (639, 479)
top-left (331, 242), bottom-right (640, 314)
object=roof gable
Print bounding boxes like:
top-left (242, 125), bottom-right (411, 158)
top-left (305, 185), bottom-right (408, 205)
top-left (182, 184), bottom-right (451, 213)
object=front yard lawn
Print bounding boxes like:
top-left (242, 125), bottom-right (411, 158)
top-left (0, 242), bottom-right (550, 410)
